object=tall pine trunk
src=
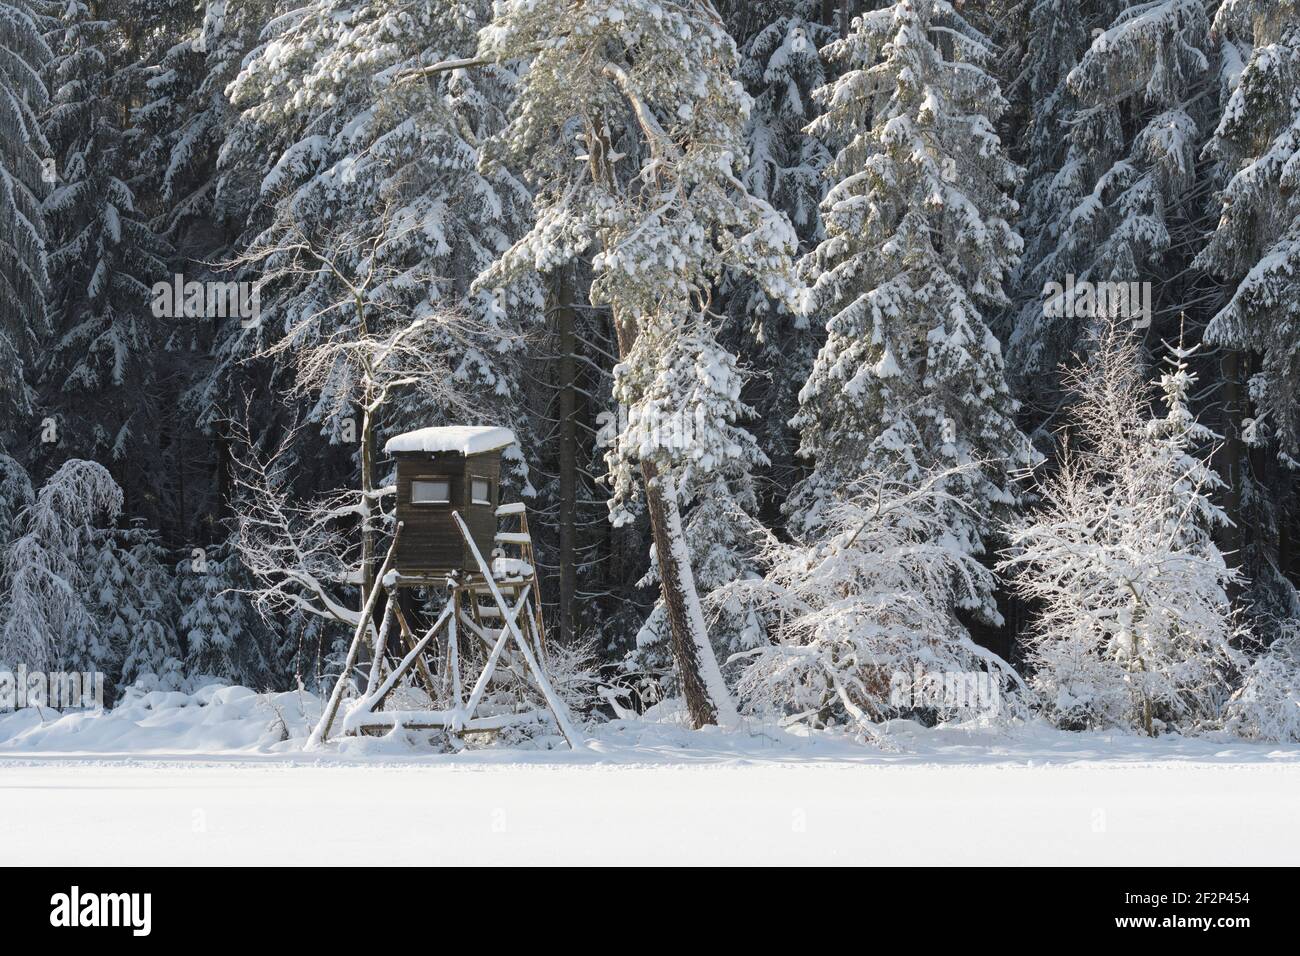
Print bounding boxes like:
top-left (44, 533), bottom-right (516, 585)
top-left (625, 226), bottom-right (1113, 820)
top-left (640, 463), bottom-right (739, 729)
top-left (1219, 349), bottom-right (1245, 574)
top-left (612, 318), bottom-right (737, 729)
top-left (552, 268), bottom-right (578, 645)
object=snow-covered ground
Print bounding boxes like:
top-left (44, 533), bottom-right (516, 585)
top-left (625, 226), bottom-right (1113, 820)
top-left (2, 685), bottom-right (1298, 865)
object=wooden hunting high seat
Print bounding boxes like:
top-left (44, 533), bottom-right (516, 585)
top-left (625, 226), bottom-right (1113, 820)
top-left (300, 425), bottom-right (579, 749)
top-left (384, 425), bottom-right (513, 586)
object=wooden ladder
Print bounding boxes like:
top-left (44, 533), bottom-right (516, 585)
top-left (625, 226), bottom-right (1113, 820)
top-left (490, 502), bottom-right (548, 659)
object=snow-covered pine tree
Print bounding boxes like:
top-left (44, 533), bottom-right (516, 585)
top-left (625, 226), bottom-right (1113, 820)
top-left (0, 0), bottom-right (51, 422)
top-left (40, 0), bottom-right (171, 492)
top-left (1001, 323), bottom-right (1244, 735)
top-left (133, 0), bottom-right (260, 237)
top-left (113, 526), bottom-right (183, 690)
top-left (474, 0), bottom-right (800, 729)
top-left (791, 0), bottom-right (1034, 624)
top-left (88, 523), bottom-right (183, 692)
top-left (726, 1), bottom-right (834, 500)
top-left (219, 0), bottom-right (537, 449)
top-left (1011, 0), bottom-right (1214, 409)
top-left (1002, 0), bottom-right (1093, 396)
top-left (736, 3), bottom-right (833, 250)
top-left (1068, 0), bottom-right (1212, 286)
top-left (75, 530), bottom-right (128, 680)
top-left (178, 541), bottom-right (273, 688)
top-left (1197, 0), bottom-right (1300, 459)
top-left (0, 459), bottom-right (123, 672)
top-left (1145, 320), bottom-right (1231, 548)
top-left (624, 1), bottom-right (832, 698)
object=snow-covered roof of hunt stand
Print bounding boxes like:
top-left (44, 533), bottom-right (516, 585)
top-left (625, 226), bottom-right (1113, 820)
top-left (383, 426), bottom-right (516, 456)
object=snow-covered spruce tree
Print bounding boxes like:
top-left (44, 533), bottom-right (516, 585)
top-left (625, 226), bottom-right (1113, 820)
top-left (790, 0), bottom-right (1035, 624)
top-left (0, 0), bottom-right (51, 422)
top-left (219, 0), bottom-right (538, 448)
top-left (727, 464), bottom-right (1022, 736)
top-left (1002, 0), bottom-right (1093, 393)
top-left (1012, 0), bottom-right (1214, 403)
top-left (0, 460), bottom-right (122, 673)
top-left (473, 0), bottom-right (800, 728)
top-left (1066, 0), bottom-right (1212, 284)
top-left (736, 4), bottom-right (832, 248)
top-left (0, 452), bottom-right (34, 550)
top-left (178, 541), bottom-right (274, 688)
top-left (1196, 0), bottom-right (1300, 459)
top-left (40, 0), bottom-right (171, 483)
top-left (1000, 323), bottom-right (1244, 735)
top-left (133, 0), bottom-right (267, 237)
top-left (89, 524), bottom-right (183, 692)
top-left (726, 2), bottom-right (834, 498)
top-left (625, 1), bottom-right (832, 698)
top-left (1145, 321), bottom-right (1231, 550)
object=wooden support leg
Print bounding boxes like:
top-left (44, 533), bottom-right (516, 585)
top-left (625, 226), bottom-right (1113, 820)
top-left (457, 592), bottom-right (526, 729)
top-left (365, 604), bottom-right (396, 694)
top-left (448, 594), bottom-right (462, 711)
top-left (306, 524), bottom-right (405, 750)
top-left (453, 512), bottom-right (584, 748)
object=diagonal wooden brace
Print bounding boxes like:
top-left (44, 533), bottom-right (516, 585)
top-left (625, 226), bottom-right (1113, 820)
top-left (306, 523), bottom-right (404, 749)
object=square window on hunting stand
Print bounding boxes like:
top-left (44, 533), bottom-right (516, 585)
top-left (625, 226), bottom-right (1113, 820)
top-left (471, 478), bottom-right (492, 506)
top-left (411, 478), bottom-right (451, 504)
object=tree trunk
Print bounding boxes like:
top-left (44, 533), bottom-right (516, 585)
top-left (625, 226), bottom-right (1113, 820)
top-left (1219, 348), bottom-right (1246, 573)
top-left (177, 433), bottom-right (186, 548)
top-left (585, 112), bottom-right (737, 729)
top-left (610, 316), bottom-right (738, 730)
top-left (552, 268), bottom-right (578, 645)
top-left (639, 462), bottom-right (741, 728)
top-left (360, 410), bottom-right (374, 596)
top-left (359, 394), bottom-right (381, 637)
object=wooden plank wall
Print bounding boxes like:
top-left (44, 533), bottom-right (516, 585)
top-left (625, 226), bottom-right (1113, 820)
top-left (393, 450), bottom-right (501, 575)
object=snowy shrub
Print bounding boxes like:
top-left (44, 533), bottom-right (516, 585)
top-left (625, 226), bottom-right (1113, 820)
top-left (543, 637), bottom-right (602, 719)
top-left (727, 465), bottom-right (1023, 737)
top-left (1225, 619), bottom-right (1300, 742)
top-left (1001, 324), bottom-right (1246, 735)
